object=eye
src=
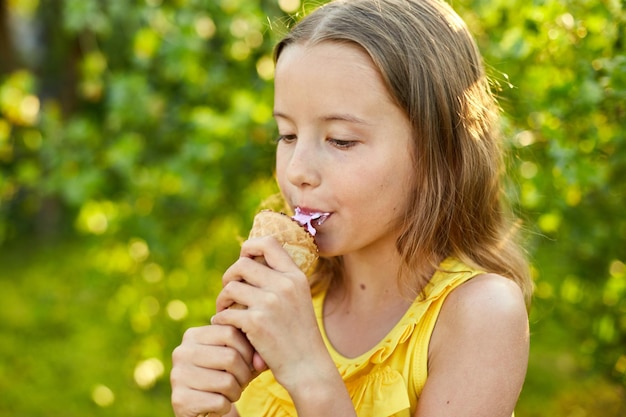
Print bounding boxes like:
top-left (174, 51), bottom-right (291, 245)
top-left (329, 138), bottom-right (357, 149)
top-left (276, 134), bottom-right (297, 143)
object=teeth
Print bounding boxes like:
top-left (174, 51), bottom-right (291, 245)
top-left (313, 213), bottom-right (330, 227)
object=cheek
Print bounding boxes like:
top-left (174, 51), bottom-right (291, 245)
top-left (347, 165), bottom-right (398, 208)
top-left (379, 161), bottom-right (414, 210)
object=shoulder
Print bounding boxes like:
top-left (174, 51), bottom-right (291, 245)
top-left (429, 274), bottom-right (529, 360)
top-left (435, 273), bottom-right (529, 344)
top-left (417, 274), bottom-right (530, 415)
top-left (448, 272), bottom-right (528, 314)
top-left (428, 272), bottom-right (529, 373)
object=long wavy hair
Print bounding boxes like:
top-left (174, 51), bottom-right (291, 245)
top-left (273, 0), bottom-right (533, 305)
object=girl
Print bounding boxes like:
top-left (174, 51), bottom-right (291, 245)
top-left (171, 0), bottom-right (533, 416)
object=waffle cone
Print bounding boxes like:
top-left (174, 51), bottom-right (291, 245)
top-left (229, 211), bottom-right (319, 310)
top-left (248, 210), bottom-right (318, 276)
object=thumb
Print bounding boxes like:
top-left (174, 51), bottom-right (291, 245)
top-left (252, 351), bottom-right (268, 373)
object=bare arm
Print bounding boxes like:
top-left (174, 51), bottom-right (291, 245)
top-left (212, 237), bottom-right (357, 417)
top-left (415, 273), bottom-right (530, 417)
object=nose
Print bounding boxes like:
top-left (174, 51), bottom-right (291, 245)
top-left (281, 136), bottom-right (321, 189)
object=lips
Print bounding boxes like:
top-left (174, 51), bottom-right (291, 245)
top-left (292, 207), bottom-right (330, 236)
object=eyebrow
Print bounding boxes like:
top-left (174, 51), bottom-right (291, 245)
top-left (273, 111), bottom-right (372, 126)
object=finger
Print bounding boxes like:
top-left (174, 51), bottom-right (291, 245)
top-left (171, 341), bottom-right (252, 406)
top-left (173, 364), bottom-right (244, 403)
top-left (240, 236), bottom-right (301, 274)
top-left (216, 279), bottom-right (265, 312)
top-left (180, 325), bottom-right (255, 367)
top-left (221, 256), bottom-right (265, 292)
top-left (171, 379), bottom-right (232, 417)
top-left (222, 251), bottom-right (306, 299)
top-left (252, 351), bottom-right (268, 373)
top-left (193, 344), bottom-right (254, 387)
top-left (220, 257), bottom-right (272, 312)
top-left (210, 305), bottom-right (267, 343)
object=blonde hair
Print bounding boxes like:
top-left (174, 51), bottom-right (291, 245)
top-left (274, 0), bottom-right (533, 305)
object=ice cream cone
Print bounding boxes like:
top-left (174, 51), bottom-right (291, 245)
top-left (229, 210), bottom-right (319, 310)
top-left (248, 210), bottom-right (318, 276)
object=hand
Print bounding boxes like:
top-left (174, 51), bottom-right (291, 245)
top-left (212, 236), bottom-right (328, 391)
top-left (170, 324), bottom-right (258, 417)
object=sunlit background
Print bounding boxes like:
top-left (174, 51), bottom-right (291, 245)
top-left (0, 0), bottom-right (624, 416)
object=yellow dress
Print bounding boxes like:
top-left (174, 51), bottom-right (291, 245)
top-left (235, 257), bottom-right (483, 417)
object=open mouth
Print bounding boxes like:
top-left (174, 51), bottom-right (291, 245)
top-left (312, 212), bottom-right (330, 227)
top-left (293, 207), bottom-right (330, 236)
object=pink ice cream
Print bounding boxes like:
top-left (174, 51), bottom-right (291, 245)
top-left (292, 207), bottom-right (330, 236)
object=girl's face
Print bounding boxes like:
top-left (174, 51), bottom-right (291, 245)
top-left (274, 42), bottom-right (414, 259)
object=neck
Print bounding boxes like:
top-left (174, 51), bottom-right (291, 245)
top-left (329, 245), bottom-right (406, 310)
top-left (322, 247), bottom-right (414, 358)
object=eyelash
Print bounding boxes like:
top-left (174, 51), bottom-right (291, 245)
top-left (330, 139), bottom-right (356, 149)
top-left (276, 135), bottom-right (356, 149)
top-left (276, 134), bottom-right (296, 143)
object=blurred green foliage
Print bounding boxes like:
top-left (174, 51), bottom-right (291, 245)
top-left (0, 0), bottom-right (624, 416)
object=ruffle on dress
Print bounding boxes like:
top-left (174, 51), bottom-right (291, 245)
top-left (238, 371), bottom-right (292, 417)
top-left (323, 257), bottom-right (479, 375)
top-left (344, 365), bottom-right (411, 416)
top-left (239, 365), bottom-right (411, 417)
